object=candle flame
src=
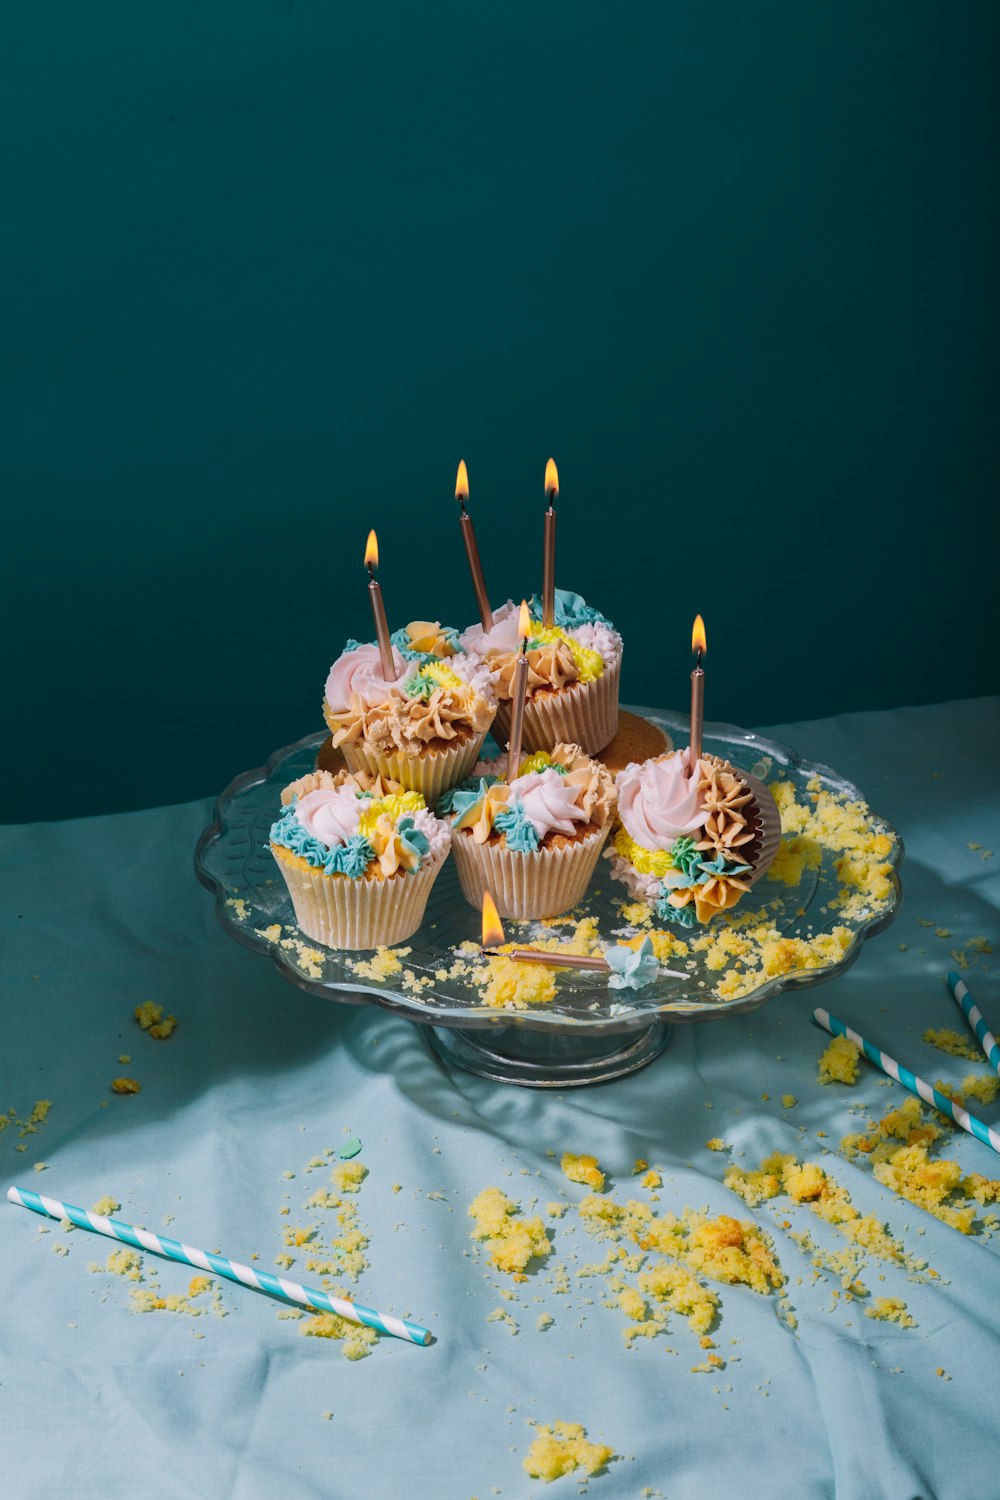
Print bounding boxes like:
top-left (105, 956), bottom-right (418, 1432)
top-left (518, 599), bottom-right (532, 640)
top-left (364, 529), bottom-right (379, 571)
top-left (481, 890), bottom-right (505, 949)
top-left (544, 457), bottom-right (559, 500)
top-left (692, 614), bottom-right (707, 656)
top-left (455, 459), bottom-right (469, 502)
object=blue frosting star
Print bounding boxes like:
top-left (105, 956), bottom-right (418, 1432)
top-left (698, 850), bottom-right (751, 878)
top-left (438, 775), bottom-right (501, 821)
top-left (605, 936), bottom-right (660, 991)
top-left (655, 894), bottom-right (697, 927)
top-left (396, 816), bottom-right (431, 869)
top-left (494, 799), bottom-right (540, 853)
top-left (525, 587), bottom-right (611, 629)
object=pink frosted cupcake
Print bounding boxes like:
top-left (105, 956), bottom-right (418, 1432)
top-left (321, 626), bottom-right (498, 804)
top-left (269, 766), bottom-right (451, 949)
top-left (459, 590), bottom-right (622, 757)
top-left (439, 743), bottom-right (617, 919)
top-left (605, 749), bottom-right (782, 927)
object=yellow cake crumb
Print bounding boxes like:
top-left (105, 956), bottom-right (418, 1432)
top-left (522, 1422), bottom-right (614, 1483)
top-left (705, 1138), bottom-right (727, 1152)
top-left (134, 1001), bottom-right (178, 1038)
top-left (922, 1027), bottom-right (982, 1062)
top-left (300, 1312), bottom-right (378, 1360)
top-left (865, 1297), bottom-right (915, 1328)
top-left (106, 1247), bottom-right (144, 1281)
top-left (632, 1159), bottom-right (648, 1174)
top-left (641, 1170), bottom-right (662, 1190)
top-left (957, 1073), bottom-right (1000, 1106)
top-left (617, 1287), bottom-right (647, 1322)
top-left (350, 947), bottom-right (410, 982)
top-left (782, 1095), bottom-right (797, 1109)
top-left (638, 1262), bottom-right (718, 1333)
top-left (561, 1153), bottom-right (605, 1191)
top-left (469, 1187), bottom-right (551, 1274)
top-left (536, 1312), bottom-right (554, 1331)
top-left (818, 1034), bottom-right (861, 1085)
top-left (547, 1201), bottom-right (569, 1217)
top-left (91, 1197), bottom-right (120, 1216)
top-left (331, 1161), bottom-right (368, 1193)
top-left (118, 1054), bottom-right (132, 1064)
top-left (478, 954), bottom-right (557, 1011)
top-left (111, 1078), bottom-right (141, 1095)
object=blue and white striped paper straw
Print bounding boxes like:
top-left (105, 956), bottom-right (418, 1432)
top-left (947, 972), bottom-right (1000, 1078)
top-left (6, 1187), bottom-right (431, 1346)
top-left (812, 1009), bottom-right (1000, 1157)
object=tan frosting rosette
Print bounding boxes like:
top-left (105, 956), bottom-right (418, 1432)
top-left (439, 743), bottom-right (617, 919)
top-left (321, 628), bottom-right (498, 804)
top-left (269, 765), bottom-right (451, 949)
top-left (606, 749), bottom-right (782, 927)
top-left (460, 595), bottom-right (623, 757)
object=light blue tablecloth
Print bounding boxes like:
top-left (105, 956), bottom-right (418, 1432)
top-left (3, 697), bottom-right (998, 1499)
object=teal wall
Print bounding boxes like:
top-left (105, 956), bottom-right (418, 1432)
top-left (3, 2), bottom-right (998, 822)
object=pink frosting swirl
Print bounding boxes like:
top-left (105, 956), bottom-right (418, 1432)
top-left (459, 600), bottom-right (523, 657)
top-left (507, 767), bottom-right (589, 839)
top-left (324, 643), bottom-right (409, 712)
top-left (616, 751), bottom-right (707, 850)
top-left (295, 788), bottom-right (362, 848)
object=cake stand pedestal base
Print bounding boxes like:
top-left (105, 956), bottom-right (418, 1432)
top-left (426, 1021), bottom-right (671, 1088)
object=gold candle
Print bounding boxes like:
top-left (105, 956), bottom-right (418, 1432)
top-left (479, 894), bottom-right (686, 977)
top-left (542, 457), bottom-right (559, 627)
top-left (505, 600), bottom-right (532, 780)
top-left (455, 460), bottom-right (492, 632)
top-left (690, 613), bottom-right (706, 766)
top-left (480, 890), bottom-right (607, 968)
top-left (364, 529), bottom-right (396, 683)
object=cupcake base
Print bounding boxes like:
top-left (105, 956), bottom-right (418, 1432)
top-left (337, 729), bottom-right (489, 806)
top-left (272, 845), bottom-right (447, 949)
top-left (493, 656), bottom-right (620, 758)
top-left (451, 824), bottom-right (611, 920)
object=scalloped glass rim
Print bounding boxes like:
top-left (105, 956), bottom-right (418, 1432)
top-left (194, 706), bottom-right (902, 1036)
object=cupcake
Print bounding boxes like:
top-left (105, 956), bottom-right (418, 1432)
top-left (439, 742), bottom-right (616, 919)
top-left (321, 622), bottom-right (498, 804)
top-left (605, 749), bottom-right (782, 927)
top-left (269, 766), bottom-right (451, 949)
top-left (459, 590), bottom-right (622, 757)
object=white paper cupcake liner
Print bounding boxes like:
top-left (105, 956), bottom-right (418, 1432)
top-left (492, 656), bottom-right (620, 758)
top-left (272, 846), bottom-right (448, 950)
top-left (451, 823), bottom-right (611, 920)
top-left (338, 730), bottom-right (489, 807)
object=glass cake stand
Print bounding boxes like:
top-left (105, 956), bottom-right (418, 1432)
top-left (194, 707), bottom-right (902, 1087)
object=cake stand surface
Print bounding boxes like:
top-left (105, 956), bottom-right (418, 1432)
top-left (195, 707), bottom-right (901, 1087)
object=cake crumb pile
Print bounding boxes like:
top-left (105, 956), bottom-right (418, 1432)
top-left (561, 1154), bottom-right (606, 1191)
top-left (818, 1035), bottom-right (861, 1085)
top-left (469, 1188), bottom-right (552, 1274)
top-left (134, 1002), bottom-right (178, 1039)
top-left (522, 1422), bottom-right (614, 1483)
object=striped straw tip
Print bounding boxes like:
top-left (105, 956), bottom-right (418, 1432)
top-left (946, 971), bottom-right (963, 991)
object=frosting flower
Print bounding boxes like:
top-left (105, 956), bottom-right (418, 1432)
top-left (294, 788), bottom-right (364, 847)
top-left (506, 767), bottom-right (591, 840)
top-left (324, 642), bottom-right (409, 712)
top-left (605, 936), bottom-right (660, 991)
top-left (616, 751), bottom-right (707, 851)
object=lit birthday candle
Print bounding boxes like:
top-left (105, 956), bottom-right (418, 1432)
top-left (690, 614), bottom-right (706, 766)
top-left (479, 891), bottom-right (686, 982)
top-left (365, 529), bottom-right (396, 682)
top-left (542, 458), bottom-right (558, 627)
top-left (455, 460), bottom-right (492, 632)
